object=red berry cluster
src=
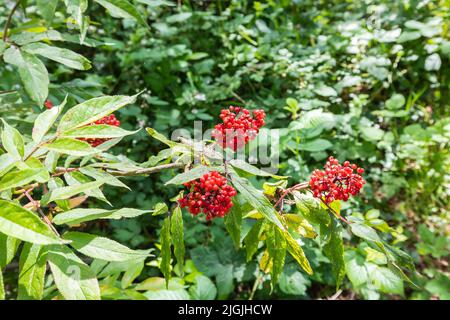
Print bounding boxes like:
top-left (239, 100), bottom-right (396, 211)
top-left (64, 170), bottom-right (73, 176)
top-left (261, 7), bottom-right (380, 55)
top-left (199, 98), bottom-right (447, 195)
top-left (79, 114), bottom-right (121, 147)
top-left (178, 171), bottom-right (237, 220)
top-left (309, 156), bottom-right (365, 204)
top-left (212, 106), bottom-right (266, 151)
top-left (44, 99), bottom-right (53, 109)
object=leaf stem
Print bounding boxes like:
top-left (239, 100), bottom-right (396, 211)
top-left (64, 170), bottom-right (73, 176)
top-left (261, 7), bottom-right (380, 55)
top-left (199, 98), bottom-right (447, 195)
top-left (2, 0), bottom-right (21, 42)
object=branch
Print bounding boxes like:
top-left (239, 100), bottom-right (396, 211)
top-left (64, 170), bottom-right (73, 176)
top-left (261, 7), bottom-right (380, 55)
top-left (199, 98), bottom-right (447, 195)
top-left (2, 0), bottom-right (21, 42)
top-left (105, 162), bottom-right (185, 176)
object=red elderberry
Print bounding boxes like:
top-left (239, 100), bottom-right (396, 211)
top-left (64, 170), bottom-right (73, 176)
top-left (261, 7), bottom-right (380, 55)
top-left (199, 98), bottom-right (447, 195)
top-left (79, 114), bottom-right (121, 147)
top-left (44, 100), bottom-right (54, 109)
top-left (212, 106), bottom-right (266, 151)
top-left (309, 156), bottom-right (366, 204)
top-left (178, 171), bottom-right (237, 220)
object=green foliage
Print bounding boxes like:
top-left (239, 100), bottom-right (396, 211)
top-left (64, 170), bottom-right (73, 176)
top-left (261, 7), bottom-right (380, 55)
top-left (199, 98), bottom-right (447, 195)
top-left (0, 0), bottom-right (448, 301)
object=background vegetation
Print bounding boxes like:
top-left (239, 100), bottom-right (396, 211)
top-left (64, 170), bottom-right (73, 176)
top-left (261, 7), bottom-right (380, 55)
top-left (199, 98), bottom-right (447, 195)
top-left (0, 0), bottom-right (449, 300)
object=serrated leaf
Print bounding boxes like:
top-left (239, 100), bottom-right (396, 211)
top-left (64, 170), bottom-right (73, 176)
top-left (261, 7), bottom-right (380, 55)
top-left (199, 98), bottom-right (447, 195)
top-left (298, 139), bottom-right (332, 152)
top-left (165, 165), bottom-right (223, 185)
top-left (229, 159), bottom-right (287, 179)
top-left (284, 231), bottom-right (313, 275)
top-left (160, 217), bottom-right (172, 287)
top-left (47, 244), bottom-right (100, 300)
top-left (64, 231), bottom-right (150, 262)
top-left (53, 207), bottom-right (153, 225)
top-left (41, 178), bottom-right (110, 205)
top-left (146, 127), bottom-right (177, 147)
top-left (350, 223), bottom-right (381, 242)
top-left (0, 168), bottom-right (45, 192)
top-left (1, 119), bottom-right (24, 159)
top-left (230, 170), bottom-right (285, 231)
top-left (224, 200), bottom-right (242, 249)
top-left (0, 200), bottom-right (66, 245)
top-left (121, 260), bottom-right (145, 289)
top-left (282, 214), bottom-right (317, 238)
top-left (266, 224), bottom-right (286, 286)
top-left (170, 207), bottom-right (185, 276)
top-left (62, 125), bottom-right (139, 139)
top-left (22, 43), bottom-right (91, 70)
top-left (64, 171), bottom-right (110, 205)
top-left (32, 96), bottom-right (67, 144)
top-left (18, 243), bottom-right (47, 300)
top-left (94, 0), bottom-right (148, 27)
top-left (58, 94), bottom-right (139, 132)
top-left (244, 220), bottom-right (264, 261)
top-left (3, 47), bottom-right (49, 106)
top-left (79, 167), bottom-right (130, 190)
top-left (42, 138), bottom-right (98, 156)
top-left (0, 233), bottom-right (21, 268)
top-left (323, 219), bottom-right (345, 289)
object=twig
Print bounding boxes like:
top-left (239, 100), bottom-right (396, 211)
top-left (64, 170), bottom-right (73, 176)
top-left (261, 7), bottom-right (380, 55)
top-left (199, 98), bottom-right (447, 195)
top-left (2, 0), bottom-right (21, 42)
top-left (274, 182), bottom-right (309, 211)
top-left (24, 191), bottom-right (60, 236)
top-left (105, 162), bottom-right (185, 176)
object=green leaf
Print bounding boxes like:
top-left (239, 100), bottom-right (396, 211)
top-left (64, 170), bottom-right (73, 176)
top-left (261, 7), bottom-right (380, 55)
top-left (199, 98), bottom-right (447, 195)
top-left (350, 223), bottom-right (381, 242)
top-left (0, 200), bottom-right (66, 245)
top-left (3, 47), bottom-right (48, 106)
top-left (314, 84), bottom-right (337, 97)
top-left (368, 264), bottom-right (404, 295)
top-left (224, 199), bottom-right (242, 249)
top-left (360, 127), bottom-right (384, 142)
top-left (22, 43), bottom-right (91, 70)
top-left (244, 220), bottom-right (264, 261)
top-left (0, 233), bottom-right (20, 268)
top-left (0, 154), bottom-right (17, 177)
top-left (266, 224), bottom-right (286, 286)
top-left (62, 125), bottom-right (139, 139)
top-left (0, 270), bottom-right (4, 300)
top-left (79, 167), bottom-right (130, 190)
top-left (170, 207), bottom-right (185, 276)
top-left (216, 264), bottom-right (234, 298)
top-left (0, 168), bottom-right (45, 192)
top-left (229, 159), bottom-right (287, 179)
top-left (41, 178), bottom-right (110, 205)
top-left (284, 231), bottom-right (313, 275)
top-left (37, 0), bottom-right (59, 23)
top-left (121, 260), bottom-right (145, 289)
top-left (323, 219), bottom-right (345, 289)
top-left (64, 231), bottom-right (150, 262)
top-left (189, 275), bottom-right (217, 300)
top-left (53, 207), bottom-right (153, 226)
top-left (165, 165), bottom-right (222, 185)
top-left (47, 244), bottom-right (100, 300)
top-left (385, 94), bottom-right (405, 110)
top-left (64, 0), bottom-right (89, 43)
top-left (146, 127), bottom-right (177, 147)
top-left (18, 243), bottom-right (47, 300)
top-left (42, 138), bottom-right (97, 156)
top-left (298, 139), bottom-right (332, 152)
top-left (1, 119), bottom-right (24, 159)
top-left (94, 0), bottom-right (148, 27)
top-left (32, 96), bottom-right (67, 144)
top-left (282, 214), bottom-right (317, 239)
top-left (135, 277), bottom-right (184, 291)
top-left (64, 171), bottom-right (110, 205)
top-left (144, 288), bottom-right (190, 300)
top-left (344, 250), bottom-right (369, 287)
top-left (230, 170), bottom-right (285, 231)
top-left (279, 263), bottom-right (310, 296)
top-left (58, 94), bottom-right (139, 132)
top-left (160, 217), bottom-right (172, 287)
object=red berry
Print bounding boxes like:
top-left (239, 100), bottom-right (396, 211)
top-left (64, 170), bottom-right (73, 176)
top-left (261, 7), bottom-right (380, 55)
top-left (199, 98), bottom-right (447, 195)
top-left (178, 171), bottom-right (236, 220)
top-left (212, 106), bottom-right (266, 151)
top-left (79, 113), bottom-right (120, 147)
top-left (309, 156), bottom-right (366, 204)
top-left (44, 99), bottom-right (53, 109)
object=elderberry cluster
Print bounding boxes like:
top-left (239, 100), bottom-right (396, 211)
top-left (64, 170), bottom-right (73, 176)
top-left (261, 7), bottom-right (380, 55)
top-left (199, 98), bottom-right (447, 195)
top-left (309, 156), bottom-right (365, 204)
top-left (212, 106), bottom-right (266, 151)
top-left (80, 114), bottom-right (121, 147)
top-left (178, 171), bottom-right (237, 220)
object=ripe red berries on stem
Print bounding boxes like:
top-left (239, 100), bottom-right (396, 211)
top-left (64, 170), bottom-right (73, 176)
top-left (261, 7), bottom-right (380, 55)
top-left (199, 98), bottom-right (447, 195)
top-left (44, 99), bottom-right (53, 109)
top-left (309, 156), bottom-right (366, 204)
top-left (179, 171), bottom-right (237, 220)
top-left (212, 106), bottom-right (266, 151)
